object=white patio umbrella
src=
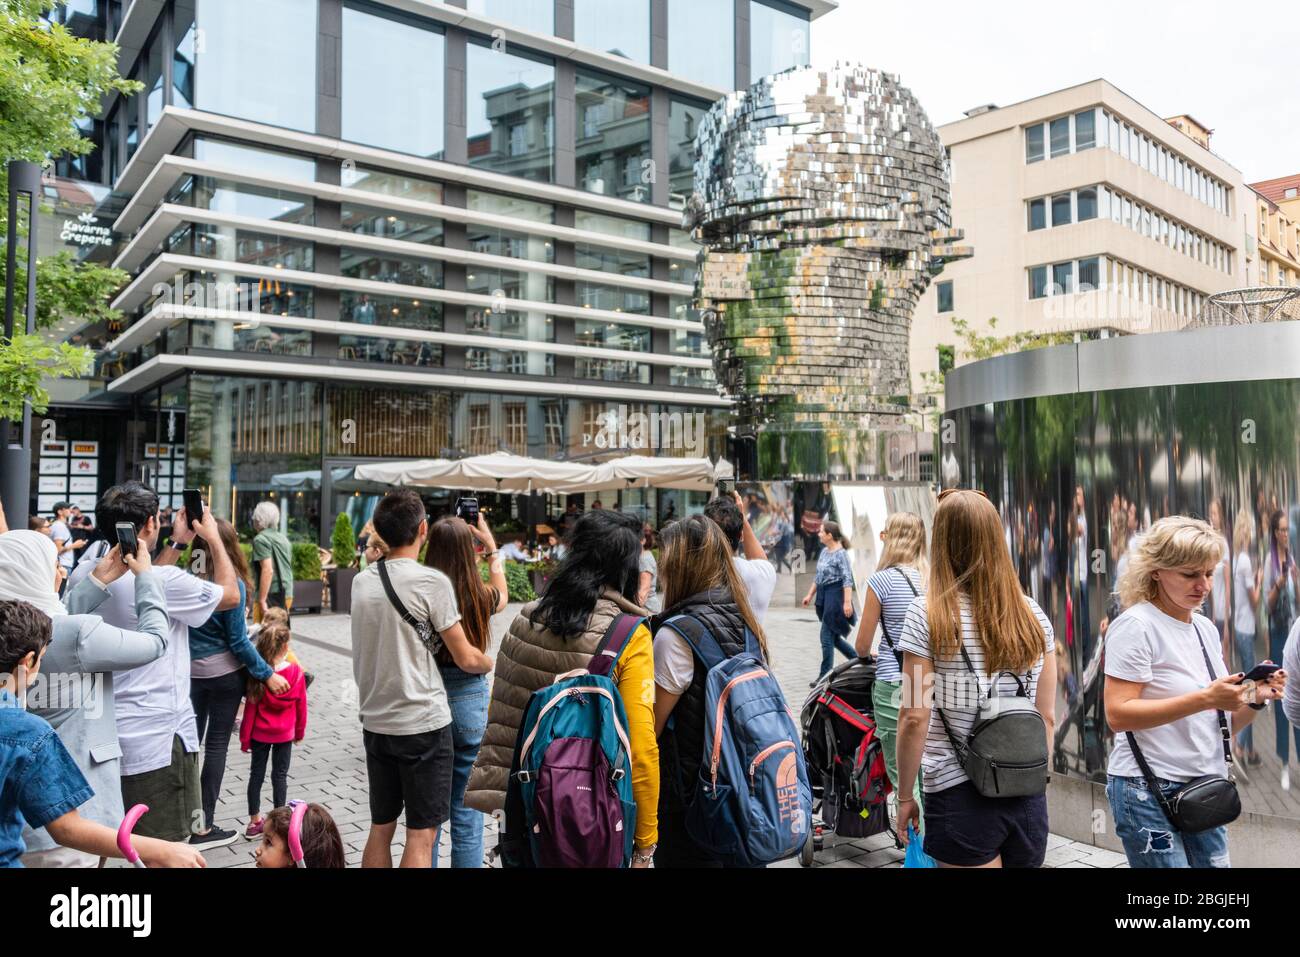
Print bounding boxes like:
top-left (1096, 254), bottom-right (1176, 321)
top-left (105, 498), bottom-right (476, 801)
top-left (580, 455), bottom-right (733, 493)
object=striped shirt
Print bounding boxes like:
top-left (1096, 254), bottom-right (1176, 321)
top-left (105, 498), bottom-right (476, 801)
top-left (866, 566), bottom-right (923, 684)
top-left (897, 594), bottom-right (1054, 795)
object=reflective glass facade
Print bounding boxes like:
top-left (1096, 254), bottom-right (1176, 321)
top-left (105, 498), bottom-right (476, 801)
top-left (749, 0), bottom-right (810, 78)
top-left (574, 0), bottom-right (650, 62)
top-left (465, 42), bottom-right (554, 182)
top-left (341, 5), bottom-right (445, 158)
top-left (668, 0), bottom-right (733, 89)
top-left (576, 69), bottom-right (652, 203)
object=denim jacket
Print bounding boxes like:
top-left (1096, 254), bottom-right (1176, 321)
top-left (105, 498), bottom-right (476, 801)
top-left (188, 580), bottom-right (273, 681)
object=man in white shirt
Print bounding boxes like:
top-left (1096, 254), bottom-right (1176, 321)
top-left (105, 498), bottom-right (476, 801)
top-left (66, 481), bottom-right (241, 843)
top-left (49, 502), bottom-right (86, 592)
top-left (703, 491), bottom-right (777, 625)
top-left (498, 534), bottom-right (534, 563)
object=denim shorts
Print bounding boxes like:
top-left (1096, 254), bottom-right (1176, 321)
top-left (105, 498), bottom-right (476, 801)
top-left (922, 781), bottom-right (1049, 867)
top-left (1106, 775), bottom-right (1230, 868)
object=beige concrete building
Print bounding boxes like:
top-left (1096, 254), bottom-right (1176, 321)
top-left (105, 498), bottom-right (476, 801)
top-left (911, 79), bottom-right (1252, 394)
top-left (1248, 176), bottom-right (1300, 287)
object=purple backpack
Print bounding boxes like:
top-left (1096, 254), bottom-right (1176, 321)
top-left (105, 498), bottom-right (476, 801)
top-left (511, 614), bottom-right (643, 868)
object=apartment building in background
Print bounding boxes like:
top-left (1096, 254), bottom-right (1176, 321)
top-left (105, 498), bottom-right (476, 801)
top-left (1248, 174), bottom-right (1300, 287)
top-left (39, 0), bottom-right (834, 542)
top-left (911, 79), bottom-right (1253, 394)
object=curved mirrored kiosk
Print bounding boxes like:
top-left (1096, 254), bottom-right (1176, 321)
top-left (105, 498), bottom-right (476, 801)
top-left (943, 318), bottom-right (1300, 858)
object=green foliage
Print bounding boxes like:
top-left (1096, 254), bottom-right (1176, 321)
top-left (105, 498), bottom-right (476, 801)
top-left (291, 541), bottom-right (321, 582)
top-left (0, 2), bottom-right (141, 163)
top-left (0, 332), bottom-right (90, 418)
top-left (331, 513), bottom-right (356, 568)
top-left (0, 0), bottom-right (140, 420)
top-left (481, 560), bottom-right (535, 603)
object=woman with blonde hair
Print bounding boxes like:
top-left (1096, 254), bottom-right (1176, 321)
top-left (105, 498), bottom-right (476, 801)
top-left (854, 512), bottom-right (928, 815)
top-left (895, 489), bottom-right (1056, 867)
top-left (1104, 516), bottom-right (1285, 868)
top-left (652, 515), bottom-right (768, 867)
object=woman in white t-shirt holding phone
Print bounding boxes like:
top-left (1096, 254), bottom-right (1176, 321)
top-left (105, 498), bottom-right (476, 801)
top-left (1104, 516), bottom-right (1286, 869)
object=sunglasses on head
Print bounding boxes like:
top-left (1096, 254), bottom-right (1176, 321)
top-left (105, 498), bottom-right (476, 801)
top-left (938, 488), bottom-right (989, 502)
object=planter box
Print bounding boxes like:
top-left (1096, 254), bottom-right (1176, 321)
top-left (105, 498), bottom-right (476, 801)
top-left (328, 568), bottom-right (357, 613)
top-left (530, 570), bottom-right (553, 598)
top-left (293, 580), bottom-right (324, 614)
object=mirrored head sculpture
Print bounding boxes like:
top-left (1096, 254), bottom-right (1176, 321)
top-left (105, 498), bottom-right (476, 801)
top-left (686, 64), bottom-right (971, 478)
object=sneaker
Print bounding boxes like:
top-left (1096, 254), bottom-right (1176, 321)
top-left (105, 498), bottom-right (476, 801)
top-left (189, 826), bottom-right (239, 849)
top-left (1283, 767), bottom-right (1291, 792)
top-left (245, 819), bottom-right (264, 838)
top-left (1248, 750), bottom-right (1262, 767)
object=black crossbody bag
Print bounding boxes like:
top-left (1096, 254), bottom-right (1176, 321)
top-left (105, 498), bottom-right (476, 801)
top-left (878, 567), bottom-right (919, 669)
top-left (376, 559), bottom-right (445, 659)
top-left (1125, 626), bottom-right (1241, 834)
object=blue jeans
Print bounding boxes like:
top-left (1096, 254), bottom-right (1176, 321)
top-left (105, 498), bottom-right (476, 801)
top-left (1106, 775), bottom-right (1230, 868)
top-left (432, 668), bottom-right (488, 868)
top-left (1232, 622), bottom-right (1255, 752)
top-left (817, 619), bottom-right (858, 679)
top-left (1269, 620), bottom-right (1300, 764)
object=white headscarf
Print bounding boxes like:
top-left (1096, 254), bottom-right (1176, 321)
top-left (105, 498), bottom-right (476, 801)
top-left (0, 530), bottom-right (67, 618)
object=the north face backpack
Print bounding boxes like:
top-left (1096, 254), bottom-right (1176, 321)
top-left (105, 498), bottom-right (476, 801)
top-left (661, 614), bottom-right (811, 867)
top-left (510, 613), bottom-right (643, 868)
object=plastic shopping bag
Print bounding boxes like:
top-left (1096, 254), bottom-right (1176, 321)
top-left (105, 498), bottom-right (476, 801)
top-left (903, 825), bottom-right (936, 868)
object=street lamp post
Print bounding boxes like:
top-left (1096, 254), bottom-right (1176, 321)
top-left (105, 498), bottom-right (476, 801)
top-left (1, 160), bottom-right (42, 525)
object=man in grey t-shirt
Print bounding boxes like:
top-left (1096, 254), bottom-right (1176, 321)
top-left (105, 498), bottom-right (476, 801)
top-left (350, 489), bottom-right (493, 868)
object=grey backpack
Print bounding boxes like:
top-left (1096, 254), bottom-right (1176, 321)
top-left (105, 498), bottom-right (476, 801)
top-left (936, 644), bottom-right (1049, 798)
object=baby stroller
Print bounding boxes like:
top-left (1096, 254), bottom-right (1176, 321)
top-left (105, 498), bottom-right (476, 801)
top-left (798, 656), bottom-right (894, 866)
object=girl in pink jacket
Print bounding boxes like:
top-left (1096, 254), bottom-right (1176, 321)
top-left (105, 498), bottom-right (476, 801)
top-left (240, 624), bottom-right (307, 837)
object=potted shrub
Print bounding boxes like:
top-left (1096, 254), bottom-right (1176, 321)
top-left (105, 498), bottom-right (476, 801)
top-left (291, 541), bottom-right (324, 613)
top-left (327, 513), bottom-right (358, 612)
top-left (527, 558), bottom-right (557, 598)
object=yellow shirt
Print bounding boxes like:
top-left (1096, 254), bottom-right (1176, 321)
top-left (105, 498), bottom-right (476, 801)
top-left (612, 623), bottom-right (659, 849)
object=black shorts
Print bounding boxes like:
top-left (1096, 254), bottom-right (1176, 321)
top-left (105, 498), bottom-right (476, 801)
top-left (363, 726), bottom-right (453, 831)
top-left (922, 781), bottom-right (1048, 867)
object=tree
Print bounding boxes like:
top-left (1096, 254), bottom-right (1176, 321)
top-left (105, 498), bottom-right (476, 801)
top-left (0, 0), bottom-right (139, 418)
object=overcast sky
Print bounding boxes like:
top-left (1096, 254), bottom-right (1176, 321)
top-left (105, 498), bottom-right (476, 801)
top-left (810, 0), bottom-right (1300, 185)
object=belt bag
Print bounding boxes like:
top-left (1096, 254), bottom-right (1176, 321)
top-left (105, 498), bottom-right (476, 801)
top-left (1124, 624), bottom-right (1240, 834)
top-left (937, 650), bottom-right (1049, 799)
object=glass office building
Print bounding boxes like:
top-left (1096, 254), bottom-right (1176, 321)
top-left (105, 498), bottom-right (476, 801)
top-left (45, 0), bottom-right (829, 543)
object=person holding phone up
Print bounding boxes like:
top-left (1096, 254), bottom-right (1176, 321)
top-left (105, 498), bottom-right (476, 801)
top-left (1104, 517), bottom-right (1286, 869)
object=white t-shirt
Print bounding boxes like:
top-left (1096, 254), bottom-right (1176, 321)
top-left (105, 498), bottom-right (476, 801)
top-left (653, 623), bottom-right (697, 695)
top-left (50, 520), bottom-right (75, 570)
top-left (66, 556), bottom-right (223, 775)
top-left (1104, 602), bottom-right (1231, 783)
top-left (350, 559), bottom-right (460, 736)
top-left (734, 556), bottom-right (775, 626)
top-left (897, 593), bottom-right (1054, 794)
top-left (1233, 552), bottom-right (1256, 636)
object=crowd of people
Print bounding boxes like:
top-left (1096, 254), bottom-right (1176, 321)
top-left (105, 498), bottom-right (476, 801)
top-left (4, 478), bottom-right (1298, 871)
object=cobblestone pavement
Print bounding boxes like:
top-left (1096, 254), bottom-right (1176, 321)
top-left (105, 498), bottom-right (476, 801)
top-left (172, 571), bottom-right (1125, 869)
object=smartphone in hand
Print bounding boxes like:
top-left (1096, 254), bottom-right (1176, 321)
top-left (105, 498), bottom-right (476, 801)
top-left (182, 488), bottom-right (205, 530)
top-left (455, 495), bottom-right (479, 524)
top-left (1238, 662), bottom-right (1282, 683)
top-left (115, 522), bottom-right (138, 565)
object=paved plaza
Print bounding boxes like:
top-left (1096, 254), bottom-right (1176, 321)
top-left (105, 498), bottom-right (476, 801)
top-left (152, 572), bottom-right (1126, 869)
